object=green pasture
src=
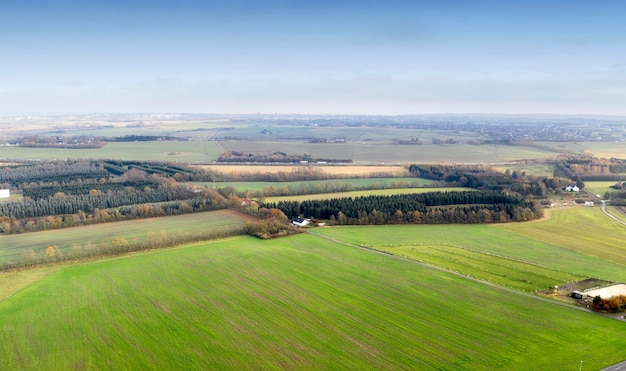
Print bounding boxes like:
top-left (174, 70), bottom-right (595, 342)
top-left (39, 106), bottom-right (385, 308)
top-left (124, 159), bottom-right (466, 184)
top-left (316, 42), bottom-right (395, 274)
top-left (374, 244), bottom-right (583, 292)
top-left (585, 181), bottom-right (621, 197)
top-left (313, 211), bottom-right (626, 283)
top-left (263, 187), bottom-right (470, 203)
top-left (0, 141), bottom-right (223, 162)
top-left (492, 163), bottom-right (555, 177)
top-left (499, 207), bottom-right (626, 267)
top-left (0, 210), bottom-right (248, 264)
top-left (191, 177), bottom-right (432, 193)
top-left (1, 234), bottom-right (625, 370)
top-left (220, 140), bottom-right (557, 164)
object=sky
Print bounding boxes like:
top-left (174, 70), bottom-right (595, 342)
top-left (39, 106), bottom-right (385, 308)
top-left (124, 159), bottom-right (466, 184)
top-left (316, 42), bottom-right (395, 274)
top-left (1, 0), bottom-right (625, 116)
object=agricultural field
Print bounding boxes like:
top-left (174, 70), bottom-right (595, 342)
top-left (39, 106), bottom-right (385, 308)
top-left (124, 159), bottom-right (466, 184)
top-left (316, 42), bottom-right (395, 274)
top-left (491, 163), bottom-right (555, 177)
top-left (263, 187), bottom-right (470, 203)
top-left (190, 177), bottom-right (431, 193)
top-left (585, 181), bottom-right (620, 197)
top-left (0, 234), bottom-right (625, 370)
top-left (583, 141), bottom-right (626, 159)
top-left (0, 141), bottom-right (223, 162)
top-left (498, 207), bottom-right (626, 268)
top-left (219, 140), bottom-right (557, 164)
top-left (0, 210), bottom-right (253, 264)
top-left (313, 208), bottom-right (626, 283)
top-left (196, 164), bottom-right (409, 176)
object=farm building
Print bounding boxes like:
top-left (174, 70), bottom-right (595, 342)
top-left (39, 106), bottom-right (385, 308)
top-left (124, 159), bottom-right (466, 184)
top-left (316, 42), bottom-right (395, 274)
top-left (564, 184), bottom-right (579, 192)
top-left (0, 189), bottom-right (9, 199)
top-left (291, 217), bottom-right (311, 227)
top-left (571, 291), bottom-right (585, 299)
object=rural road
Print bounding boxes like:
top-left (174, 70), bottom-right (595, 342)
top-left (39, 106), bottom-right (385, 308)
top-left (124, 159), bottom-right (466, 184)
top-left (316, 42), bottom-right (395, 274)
top-left (600, 200), bottom-right (626, 227)
top-left (602, 360), bottom-right (626, 371)
top-left (583, 189), bottom-right (626, 227)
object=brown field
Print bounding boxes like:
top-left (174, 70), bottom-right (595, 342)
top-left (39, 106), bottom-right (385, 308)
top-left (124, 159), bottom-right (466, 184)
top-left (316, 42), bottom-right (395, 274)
top-left (194, 164), bottom-right (409, 176)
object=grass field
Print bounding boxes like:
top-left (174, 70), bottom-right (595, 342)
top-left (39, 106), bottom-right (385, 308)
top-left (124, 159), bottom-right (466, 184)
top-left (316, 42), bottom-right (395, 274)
top-left (219, 140), bottom-right (557, 164)
top-left (190, 177), bottom-right (431, 193)
top-left (263, 187), bottom-right (471, 203)
top-left (0, 234), bottom-right (625, 370)
top-left (373, 243), bottom-right (584, 292)
top-left (196, 164), bottom-right (409, 176)
top-left (585, 181), bottom-right (620, 197)
top-left (0, 210), bottom-right (252, 264)
top-left (313, 210), bottom-right (626, 283)
top-left (498, 207), bottom-right (626, 267)
top-left (0, 141), bottom-right (223, 162)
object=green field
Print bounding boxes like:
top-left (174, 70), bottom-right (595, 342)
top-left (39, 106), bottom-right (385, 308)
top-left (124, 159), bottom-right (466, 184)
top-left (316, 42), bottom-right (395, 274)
top-left (0, 210), bottom-right (250, 264)
top-left (191, 177), bottom-right (432, 193)
top-left (585, 181), bottom-right (620, 197)
top-left (264, 187), bottom-right (471, 203)
top-left (499, 207), bottom-right (626, 267)
top-left (220, 140), bottom-right (557, 164)
top-left (0, 141), bottom-right (223, 162)
top-left (1, 234), bottom-right (625, 370)
top-left (373, 243), bottom-right (584, 292)
top-left (313, 209), bottom-right (626, 283)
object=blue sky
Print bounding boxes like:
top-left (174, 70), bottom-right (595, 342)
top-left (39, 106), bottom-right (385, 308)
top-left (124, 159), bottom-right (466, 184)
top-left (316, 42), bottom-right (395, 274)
top-left (1, 0), bottom-right (625, 115)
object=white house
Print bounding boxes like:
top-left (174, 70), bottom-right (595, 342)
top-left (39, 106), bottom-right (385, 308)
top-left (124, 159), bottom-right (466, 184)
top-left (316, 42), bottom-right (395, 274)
top-left (0, 189), bottom-right (9, 198)
top-left (564, 184), bottom-right (579, 192)
top-left (291, 217), bottom-right (311, 227)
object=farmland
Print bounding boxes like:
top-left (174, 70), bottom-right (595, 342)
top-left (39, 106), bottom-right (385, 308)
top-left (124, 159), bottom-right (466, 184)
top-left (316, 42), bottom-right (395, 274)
top-left (263, 187), bottom-right (471, 203)
top-left (1, 234), bottom-right (625, 370)
top-left (196, 164), bottom-right (409, 176)
top-left (0, 141), bottom-right (223, 162)
top-left (313, 208), bottom-right (626, 283)
top-left (0, 210), bottom-right (252, 264)
top-left (2, 115), bottom-right (626, 369)
top-left (219, 140), bottom-right (557, 164)
top-left (190, 177), bottom-right (431, 193)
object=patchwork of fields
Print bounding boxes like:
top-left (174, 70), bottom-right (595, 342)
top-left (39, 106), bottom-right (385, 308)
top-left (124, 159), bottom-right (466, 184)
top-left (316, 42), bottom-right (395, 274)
top-left (0, 207), bottom-right (625, 369)
top-left (1, 234), bottom-right (625, 370)
top-left (0, 210), bottom-right (253, 264)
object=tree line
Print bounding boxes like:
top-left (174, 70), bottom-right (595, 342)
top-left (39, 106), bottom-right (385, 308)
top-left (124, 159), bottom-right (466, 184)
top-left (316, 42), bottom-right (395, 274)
top-left (264, 191), bottom-right (543, 225)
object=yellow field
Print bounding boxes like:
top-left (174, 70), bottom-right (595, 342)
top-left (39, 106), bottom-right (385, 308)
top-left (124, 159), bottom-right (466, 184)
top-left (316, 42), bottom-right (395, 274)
top-left (195, 164), bottom-right (408, 176)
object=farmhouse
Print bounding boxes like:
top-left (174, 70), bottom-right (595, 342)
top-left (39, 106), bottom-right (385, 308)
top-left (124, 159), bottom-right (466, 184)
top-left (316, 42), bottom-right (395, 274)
top-left (291, 217), bottom-right (311, 227)
top-left (564, 184), bottom-right (579, 192)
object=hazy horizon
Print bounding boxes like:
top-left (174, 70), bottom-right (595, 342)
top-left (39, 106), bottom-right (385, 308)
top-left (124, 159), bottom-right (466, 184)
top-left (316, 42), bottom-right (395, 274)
top-left (2, 1), bottom-right (625, 116)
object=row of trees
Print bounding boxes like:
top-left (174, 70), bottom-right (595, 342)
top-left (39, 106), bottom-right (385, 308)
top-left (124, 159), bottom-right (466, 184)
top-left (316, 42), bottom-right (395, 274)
top-left (0, 184), bottom-right (203, 220)
top-left (1, 227), bottom-right (244, 271)
top-left (0, 194), bottom-right (229, 234)
top-left (217, 150), bottom-right (351, 164)
top-left (264, 191), bottom-right (543, 225)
